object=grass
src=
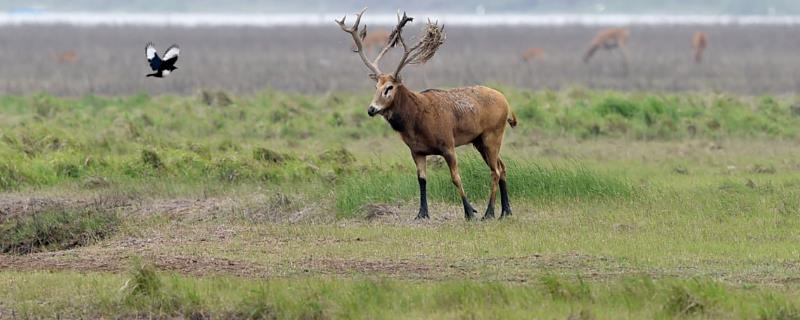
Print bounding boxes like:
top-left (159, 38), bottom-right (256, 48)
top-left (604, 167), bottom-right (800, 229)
top-left (0, 269), bottom-right (800, 319)
top-left (0, 207), bottom-right (120, 254)
top-left (336, 156), bottom-right (634, 216)
top-left (2, 270), bottom-right (800, 319)
top-left (4, 88), bottom-right (800, 318)
top-left (1, 89), bottom-right (797, 197)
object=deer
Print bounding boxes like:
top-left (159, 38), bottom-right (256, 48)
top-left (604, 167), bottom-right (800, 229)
top-left (521, 47), bottom-right (545, 62)
top-left (56, 50), bottom-right (78, 64)
top-left (336, 8), bottom-right (518, 221)
top-left (363, 29), bottom-right (391, 52)
top-left (583, 28), bottom-right (630, 70)
top-left (350, 28), bottom-right (391, 53)
top-left (692, 31), bottom-right (708, 63)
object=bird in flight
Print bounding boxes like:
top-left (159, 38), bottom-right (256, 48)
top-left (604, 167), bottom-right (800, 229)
top-left (145, 42), bottom-right (180, 78)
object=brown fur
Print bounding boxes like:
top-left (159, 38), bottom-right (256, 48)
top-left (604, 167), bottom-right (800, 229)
top-left (693, 32), bottom-right (708, 63)
top-left (56, 51), bottom-right (78, 64)
top-left (373, 75), bottom-right (513, 150)
top-left (362, 29), bottom-right (390, 52)
top-left (370, 75), bottom-right (516, 220)
top-left (338, 8), bottom-right (516, 220)
top-left (522, 47), bottom-right (545, 62)
top-left (583, 28), bottom-right (630, 68)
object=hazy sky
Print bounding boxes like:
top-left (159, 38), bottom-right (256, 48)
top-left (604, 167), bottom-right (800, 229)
top-left (2, 0), bottom-right (798, 14)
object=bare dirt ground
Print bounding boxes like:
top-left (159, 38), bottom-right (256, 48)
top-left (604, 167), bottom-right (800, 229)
top-left (1, 25), bottom-right (798, 95)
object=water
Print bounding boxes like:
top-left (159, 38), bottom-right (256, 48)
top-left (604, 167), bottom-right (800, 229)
top-left (3, 12), bottom-right (800, 27)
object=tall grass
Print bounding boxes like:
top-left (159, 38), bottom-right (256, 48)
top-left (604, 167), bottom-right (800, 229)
top-left (335, 156), bottom-right (634, 217)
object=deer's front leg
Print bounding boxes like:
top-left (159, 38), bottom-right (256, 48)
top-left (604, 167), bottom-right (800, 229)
top-left (443, 151), bottom-right (476, 220)
top-left (413, 153), bottom-right (429, 219)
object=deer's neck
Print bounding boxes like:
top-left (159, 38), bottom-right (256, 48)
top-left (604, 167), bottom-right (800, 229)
top-left (384, 85), bottom-right (422, 133)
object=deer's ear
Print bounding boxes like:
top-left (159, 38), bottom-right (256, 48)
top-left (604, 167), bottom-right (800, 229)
top-left (369, 74), bottom-right (379, 81)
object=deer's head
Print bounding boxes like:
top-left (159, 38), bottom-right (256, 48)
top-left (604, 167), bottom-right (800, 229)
top-left (368, 74), bottom-right (399, 116)
top-left (336, 8), bottom-right (445, 117)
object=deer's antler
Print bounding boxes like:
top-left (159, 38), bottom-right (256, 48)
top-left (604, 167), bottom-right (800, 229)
top-left (392, 16), bottom-right (446, 80)
top-left (336, 7), bottom-right (382, 77)
top-left (337, 8), bottom-right (445, 81)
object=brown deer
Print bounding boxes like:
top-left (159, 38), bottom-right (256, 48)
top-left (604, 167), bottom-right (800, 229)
top-left (692, 31), bottom-right (708, 63)
top-left (522, 47), bottom-right (545, 62)
top-left (583, 28), bottom-right (630, 68)
top-left (56, 50), bottom-right (78, 64)
top-left (350, 28), bottom-right (391, 53)
top-left (336, 8), bottom-right (518, 220)
top-left (364, 28), bottom-right (391, 52)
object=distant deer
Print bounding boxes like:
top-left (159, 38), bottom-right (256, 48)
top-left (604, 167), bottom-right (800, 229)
top-left (56, 50), bottom-right (78, 64)
top-left (337, 8), bottom-right (518, 220)
top-left (583, 28), bottom-right (630, 69)
top-left (350, 28), bottom-right (391, 53)
top-left (364, 28), bottom-right (391, 52)
top-left (692, 31), bottom-right (708, 63)
top-left (521, 47), bottom-right (545, 62)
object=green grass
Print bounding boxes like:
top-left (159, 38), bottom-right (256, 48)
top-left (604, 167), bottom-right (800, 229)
top-left (505, 88), bottom-right (800, 139)
top-left (2, 270), bottom-right (800, 319)
top-left (5, 89), bottom-right (800, 318)
top-left (0, 207), bottom-right (120, 254)
top-left (2, 88), bottom-right (800, 193)
top-left (336, 156), bottom-right (634, 216)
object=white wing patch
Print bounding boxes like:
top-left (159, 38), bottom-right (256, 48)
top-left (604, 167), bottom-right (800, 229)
top-left (146, 43), bottom-right (157, 60)
top-left (163, 45), bottom-right (180, 60)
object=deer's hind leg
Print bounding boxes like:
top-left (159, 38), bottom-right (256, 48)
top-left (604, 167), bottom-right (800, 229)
top-left (498, 158), bottom-right (512, 218)
top-left (474, 134), bottom-right (503, 221)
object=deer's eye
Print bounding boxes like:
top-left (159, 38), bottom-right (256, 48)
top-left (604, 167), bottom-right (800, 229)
top-left (384, 85), bottom-right (394, 96)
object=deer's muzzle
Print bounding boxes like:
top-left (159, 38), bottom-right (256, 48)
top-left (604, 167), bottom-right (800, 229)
top-left (368, 106), bottom-right (380, 117)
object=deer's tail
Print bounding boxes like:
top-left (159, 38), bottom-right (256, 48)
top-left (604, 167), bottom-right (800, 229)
top-left (507, 111), bottom-right (518, 128)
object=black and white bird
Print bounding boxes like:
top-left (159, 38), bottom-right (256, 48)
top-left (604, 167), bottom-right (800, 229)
top-left (145, 42), bottom-right (180, 78)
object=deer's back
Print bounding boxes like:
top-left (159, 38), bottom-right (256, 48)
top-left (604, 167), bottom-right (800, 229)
top-left (420, 86), bottom-right (510, 145)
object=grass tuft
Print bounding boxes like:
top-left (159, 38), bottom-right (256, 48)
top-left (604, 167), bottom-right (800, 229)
top-left (141, 149), bottom-right (163, 170)
top-left (126, 259), bottom-right (162, 298)
top-left (253, 147), bottom-right (289, 164)
top-left (540, 275), bottom-right (593, 301)
top-left (664, 283), bottom-right (709, 317)
top-left (0, 207), bottom-right (120, 254)
top-left (122, 259), bottom-right (208, 318)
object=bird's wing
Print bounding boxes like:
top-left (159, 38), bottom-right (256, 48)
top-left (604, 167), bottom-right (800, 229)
top-left (162, 45), bottom-right (180, 65)
top-left (146, 42), bottom-right (161, 70)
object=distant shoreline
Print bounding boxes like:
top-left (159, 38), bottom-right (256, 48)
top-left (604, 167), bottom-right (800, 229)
top-left (3, 13), bottom-right (800, 26)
